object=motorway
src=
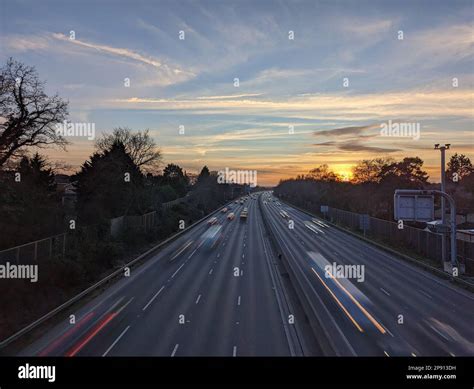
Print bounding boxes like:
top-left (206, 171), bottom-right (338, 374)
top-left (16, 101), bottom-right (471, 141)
top-left (18, 192), bottom-right (474, 356)
top-left (19, 196), bottom-right (301, 356)
top-left (261, 192), bottom-right (474, 356)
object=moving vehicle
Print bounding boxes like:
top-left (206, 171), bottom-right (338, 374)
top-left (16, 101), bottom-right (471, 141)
top-left (200, 225), bottom-right (223, 249)
top-left (207, 217), bottom-right (218, 225)
top-left (221, 207), bottom-right (228, 213)
top-left (240, 207), bottom-right (248, 221)
top-left (227, 212), bottom-right (235, 220)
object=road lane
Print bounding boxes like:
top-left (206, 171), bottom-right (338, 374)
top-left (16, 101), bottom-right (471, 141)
top-left (263, 192), bottom-right (474, 356)
top-left (20, 192), bottom-right (473, 357)
top-left (19, 198), bottom-right (294, 356)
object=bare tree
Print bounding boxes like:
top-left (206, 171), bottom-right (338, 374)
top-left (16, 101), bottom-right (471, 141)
top-left (0, 58), bottom-right (68, 168)
top-left (95, 127), bottom-right (162, 173)
top-left (307, 164), bottom-right (341, 182)
top-left (351, 158), bottom-right (393, 184)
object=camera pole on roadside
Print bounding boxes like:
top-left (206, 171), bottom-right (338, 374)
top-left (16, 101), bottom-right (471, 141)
top-left (434, 143), bottom-right (450, 264)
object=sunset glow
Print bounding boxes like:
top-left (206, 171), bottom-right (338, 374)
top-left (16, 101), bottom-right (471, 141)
top-left (1, 1), bottom-right (472, 185)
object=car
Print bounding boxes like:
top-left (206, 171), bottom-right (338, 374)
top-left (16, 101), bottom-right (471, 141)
top-left (200, 225), bottom-right (223, 249)
top-left (221, 207), bottom-right (228, 213)
top-left (227, 212), bottom-right (235, 220)
top-left (207, 217), bottom-right (218, 225)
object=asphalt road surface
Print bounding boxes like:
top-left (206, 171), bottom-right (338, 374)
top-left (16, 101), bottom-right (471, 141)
top-left (261, 192), bottom-right (474, 356)
top-left (20, 196), bottom-right (300, 356)
top-left (18, 192), bottom-right (474, 356)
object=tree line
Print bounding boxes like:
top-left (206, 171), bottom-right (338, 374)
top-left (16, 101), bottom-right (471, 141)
top-left (0, 58), bottom-right (240, 338)
top-left (275, 156), bottom-right (474, 222)
top-left (0, 58), bottom-right (235, 249)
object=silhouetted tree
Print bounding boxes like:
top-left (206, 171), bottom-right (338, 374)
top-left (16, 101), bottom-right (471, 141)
top-left (275, 156), bottom-right (433, 220)
top-left (352, 158), bottom-right (393, 184)
top-left (0, 153), bottom-right (62, 247)
top-left (197, 165), bottom-right (210, 184)
top-left (380, 157), bottom-right (428, 186)
top-left (447, 153), bottom-right (473, 182)
top-left (0, 58), bottom-right (68, 168)
top-left (157, 184), bottom-right (177, 202)
top-left (95, 127), bottom-right (161, 174)
top-left (74, 142), bottom-right (144, 223)
top-left (307, 164), bottom-right (341, 181)
top-left (162, 163), bottom-right (188, 197)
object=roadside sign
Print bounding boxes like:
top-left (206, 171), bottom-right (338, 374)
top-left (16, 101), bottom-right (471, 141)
top-left (394, 191), bottom-right (434, 222)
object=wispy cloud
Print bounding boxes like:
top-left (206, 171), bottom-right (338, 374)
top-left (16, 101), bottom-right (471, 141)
top-left (313, 123), bottom-right (402, 153)
top-left (51, 33), bottom-right (195, 82)
top-left (196, 93), bottom-right (263, 100)
top-left (52, 33), bottom-right (166, 69)
top-left (342, 19), bottom-right (393, 36)
top-left (2, 1), bottom-right (472, 185)
top-left (2, 34), bottom-right (50, 52)
top-left (339, 142), bottom-right (401, 153)
top-left (314, 124), bottom-right (380, 137)
top-left (111, 89), bottom-right (473, 119)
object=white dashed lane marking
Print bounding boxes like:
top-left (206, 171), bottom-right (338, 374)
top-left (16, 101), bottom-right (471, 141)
top-left (171, 344), bottom-right (179, 357)
top-left (142, 286), bottom-right (165, 311)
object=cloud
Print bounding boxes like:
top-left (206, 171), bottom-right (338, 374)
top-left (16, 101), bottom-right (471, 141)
top-left (251, 68), bottom-right (314, 82)
top-left (338, 142), bottom-right (401, 153)
top-left (2, 34), bottom-right (50, 52)
top-left (410, 24), bottom-right (474, 65)
top-left (342, 19), bottom-right (393, 37)
top-left (315, 124), bottom-right (380, 137)
top-left (370, 23), bottom-right (474, 73)
top-left (313, 141), bottom-right (336, 147)
top-left (110, 89), bottom-right (473, 119)
top-left (241, 67), bottom-right (366, 90)
top-left (314, 139), bottom-right (401, 153)
top-left (2, 32), bottom-right (197, 87)
top-left (313, 123), bottom-right (403, 153)
top-left (196, 93), bottom-right (263, 100)
top-left (52, 33), bottom-right (167, 68)
top-left (51, 33), bottom-right (195, 85)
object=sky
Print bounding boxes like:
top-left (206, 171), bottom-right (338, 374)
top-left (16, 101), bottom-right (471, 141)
top-left (1, 0), bottom-right (473, 185)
